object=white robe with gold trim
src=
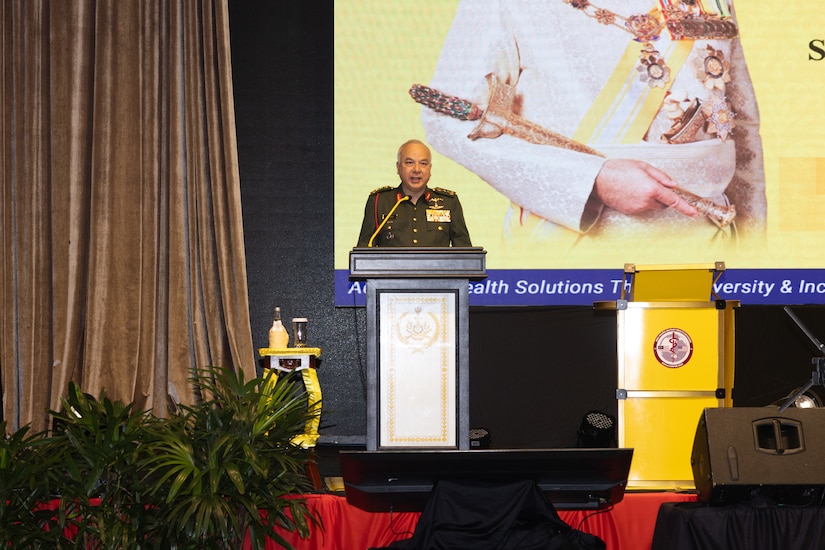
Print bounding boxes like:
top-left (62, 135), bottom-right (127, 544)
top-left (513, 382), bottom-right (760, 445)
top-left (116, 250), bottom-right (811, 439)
top-left (422, 0), bottom-right (766, 252)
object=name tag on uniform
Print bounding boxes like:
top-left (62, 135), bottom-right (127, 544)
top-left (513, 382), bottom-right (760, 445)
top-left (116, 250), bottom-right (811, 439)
top-left (426, 209), bottom-right (451, 222)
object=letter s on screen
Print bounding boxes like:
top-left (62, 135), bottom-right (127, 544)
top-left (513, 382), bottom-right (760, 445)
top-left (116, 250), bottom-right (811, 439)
top-left (809, 39), bottom-right (825, 61)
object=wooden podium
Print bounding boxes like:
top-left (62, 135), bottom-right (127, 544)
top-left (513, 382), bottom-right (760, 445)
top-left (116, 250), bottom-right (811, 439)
top-left (595, 262), bottom-right (737, 490)
top-left (349, 247), bottom-right (487, 451)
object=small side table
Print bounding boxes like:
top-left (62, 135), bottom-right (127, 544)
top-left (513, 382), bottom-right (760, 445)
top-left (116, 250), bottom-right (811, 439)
top-left (259, 347), bottom-right (323, 490)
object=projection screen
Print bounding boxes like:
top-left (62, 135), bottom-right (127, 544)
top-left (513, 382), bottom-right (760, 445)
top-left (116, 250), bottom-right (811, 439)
top-left (334, 0), bottom-right (825, 307)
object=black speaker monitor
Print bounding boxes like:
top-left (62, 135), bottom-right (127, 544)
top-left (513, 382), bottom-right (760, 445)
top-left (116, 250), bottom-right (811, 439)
top-left (691, 407), bottom-right (825, 505)
top-left (340, 448), bottom-right (633, 512)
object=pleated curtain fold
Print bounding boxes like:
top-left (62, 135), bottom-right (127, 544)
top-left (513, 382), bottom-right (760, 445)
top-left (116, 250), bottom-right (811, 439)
top-left (0, 0), bottom-right (256, 432)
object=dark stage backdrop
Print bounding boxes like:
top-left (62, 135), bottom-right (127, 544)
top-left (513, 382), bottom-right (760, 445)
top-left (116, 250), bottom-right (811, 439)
top-left (228, 2), bottom-right (825, 448)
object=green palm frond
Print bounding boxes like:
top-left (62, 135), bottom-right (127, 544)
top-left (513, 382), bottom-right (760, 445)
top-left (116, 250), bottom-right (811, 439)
top-left (0, 365), bottom-right (321, 549)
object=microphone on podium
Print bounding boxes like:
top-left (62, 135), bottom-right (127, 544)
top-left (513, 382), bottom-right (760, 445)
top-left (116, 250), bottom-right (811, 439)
top-left (367, 195), bottom-right (410, 247)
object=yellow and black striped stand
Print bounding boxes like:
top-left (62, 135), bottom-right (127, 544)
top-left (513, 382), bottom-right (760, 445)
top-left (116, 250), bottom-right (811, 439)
top-left (259, 347), bottom-right (323, 490)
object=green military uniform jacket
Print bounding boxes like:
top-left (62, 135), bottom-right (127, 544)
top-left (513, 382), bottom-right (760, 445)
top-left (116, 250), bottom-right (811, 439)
top-left (356, 185), bottom-right (472, 247)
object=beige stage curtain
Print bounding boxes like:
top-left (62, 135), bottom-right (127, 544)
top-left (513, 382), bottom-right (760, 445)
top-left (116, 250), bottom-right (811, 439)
top-left (0, 0), bottom-right (256, 432)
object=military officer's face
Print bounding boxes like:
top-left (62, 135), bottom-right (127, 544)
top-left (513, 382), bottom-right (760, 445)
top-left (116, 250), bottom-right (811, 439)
top-left (396, 142), bottom-right (431, 198)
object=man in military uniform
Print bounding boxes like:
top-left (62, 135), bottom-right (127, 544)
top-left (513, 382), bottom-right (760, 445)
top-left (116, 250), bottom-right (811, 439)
top-left (356, 139), bottom-right (472, 247)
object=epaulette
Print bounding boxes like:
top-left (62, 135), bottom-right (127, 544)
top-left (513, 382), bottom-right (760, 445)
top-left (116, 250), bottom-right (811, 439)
top-left (369, 185), bottom-right (394, 195)
top-left (431, 187), bottom-right (457, 197)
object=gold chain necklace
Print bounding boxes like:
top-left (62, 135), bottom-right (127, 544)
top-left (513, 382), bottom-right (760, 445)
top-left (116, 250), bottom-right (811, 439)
top-left (562, 0), bottom-right (671, 88)
top-left (562, 0), bottom-right (665, 43)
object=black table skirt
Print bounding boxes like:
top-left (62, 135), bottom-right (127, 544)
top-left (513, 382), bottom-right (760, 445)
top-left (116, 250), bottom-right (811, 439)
top-left (652, 498), bottom-right (825, 550)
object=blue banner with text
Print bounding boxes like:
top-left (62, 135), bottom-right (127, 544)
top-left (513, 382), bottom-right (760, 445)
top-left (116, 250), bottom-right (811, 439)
top-left (336, 269), bottom-right (825, 307)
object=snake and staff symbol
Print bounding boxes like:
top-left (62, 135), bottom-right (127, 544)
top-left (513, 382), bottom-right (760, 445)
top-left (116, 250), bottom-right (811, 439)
top-left (653, 327), bottom-right (694, 368)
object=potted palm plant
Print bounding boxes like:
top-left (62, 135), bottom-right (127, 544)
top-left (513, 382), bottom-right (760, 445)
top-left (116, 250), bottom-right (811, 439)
top-left (2, 364), bottom-right (321, 549)
top-left (0, 422), bottom-right (65, 548)
top-left (139, 365), bottom-right (322, 549)
top-left (48, 383), bottom-right (158, 549)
